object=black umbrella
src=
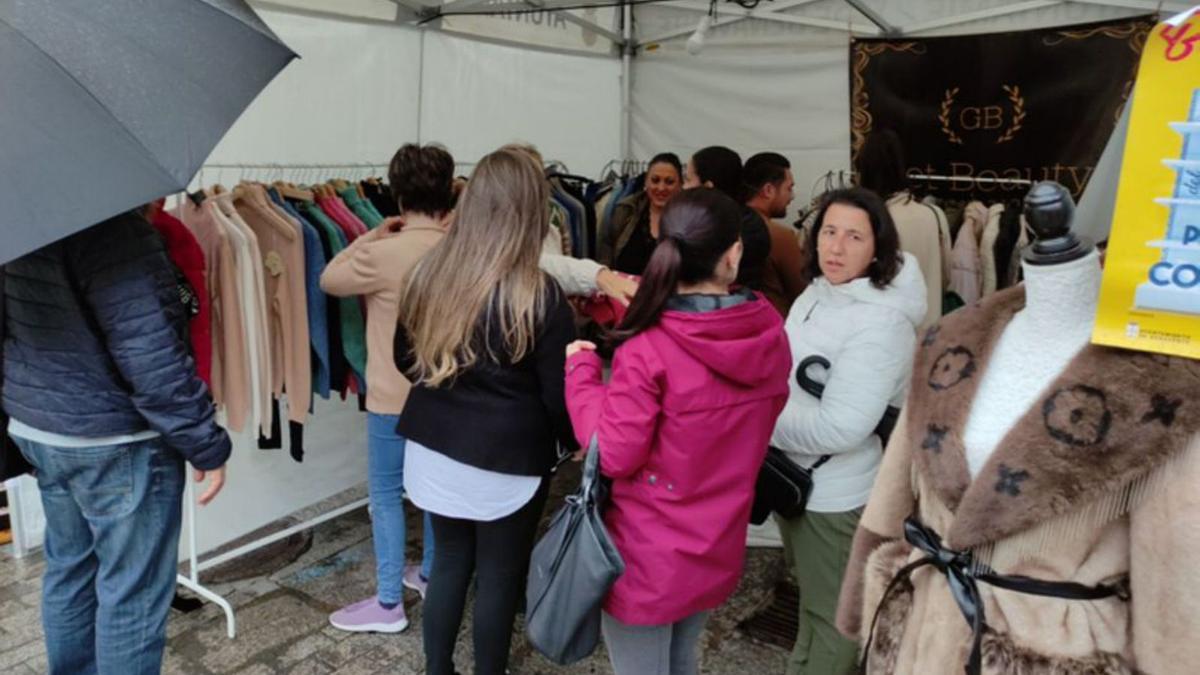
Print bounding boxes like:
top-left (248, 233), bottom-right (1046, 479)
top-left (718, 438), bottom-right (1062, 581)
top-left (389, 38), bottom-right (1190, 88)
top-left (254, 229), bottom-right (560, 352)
top-left (0, 0), bottom-right (296, 264)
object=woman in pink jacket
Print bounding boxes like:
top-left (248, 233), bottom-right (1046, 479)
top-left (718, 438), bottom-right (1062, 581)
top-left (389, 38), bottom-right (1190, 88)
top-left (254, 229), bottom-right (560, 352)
top-left (565, 188), bottom-right (792, 675)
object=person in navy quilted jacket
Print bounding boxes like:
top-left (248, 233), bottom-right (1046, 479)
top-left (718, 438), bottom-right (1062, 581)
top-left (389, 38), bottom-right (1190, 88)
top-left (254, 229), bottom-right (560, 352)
top-left (2, 208), bottom-right (230, 675)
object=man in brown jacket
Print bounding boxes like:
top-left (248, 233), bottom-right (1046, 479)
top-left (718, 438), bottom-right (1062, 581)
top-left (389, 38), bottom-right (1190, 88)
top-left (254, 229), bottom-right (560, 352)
top-left (744, 152), bottom-right (807, 316)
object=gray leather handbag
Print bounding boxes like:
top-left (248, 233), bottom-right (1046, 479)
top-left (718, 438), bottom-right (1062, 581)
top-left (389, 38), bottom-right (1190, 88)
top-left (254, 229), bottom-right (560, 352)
top-left (525, 435), bottom-right (625, 665)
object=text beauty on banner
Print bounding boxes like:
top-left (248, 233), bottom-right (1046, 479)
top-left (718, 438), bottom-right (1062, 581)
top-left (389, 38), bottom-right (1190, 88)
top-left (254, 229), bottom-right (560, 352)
top-left (1094, 10), bottom-right (1200, 360)
top-left (850, 16), bottom-right (1154, 199)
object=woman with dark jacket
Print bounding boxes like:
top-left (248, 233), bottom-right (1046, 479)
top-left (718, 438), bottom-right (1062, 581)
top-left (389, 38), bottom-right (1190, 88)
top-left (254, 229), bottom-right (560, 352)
top-left (392, 147), bottom-right (577, 675)
top-left (601, 152), bottom-right (684, 275)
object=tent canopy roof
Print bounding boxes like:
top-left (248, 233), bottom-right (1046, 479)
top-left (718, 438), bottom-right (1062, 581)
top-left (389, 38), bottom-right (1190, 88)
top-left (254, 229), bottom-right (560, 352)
top-left (250, 0), bottom-right (1188, 54)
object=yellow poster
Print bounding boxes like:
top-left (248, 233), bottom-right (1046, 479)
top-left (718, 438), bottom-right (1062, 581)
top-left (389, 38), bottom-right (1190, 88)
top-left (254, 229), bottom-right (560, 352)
top-left (1094, 10), bottom-right (1200, 359)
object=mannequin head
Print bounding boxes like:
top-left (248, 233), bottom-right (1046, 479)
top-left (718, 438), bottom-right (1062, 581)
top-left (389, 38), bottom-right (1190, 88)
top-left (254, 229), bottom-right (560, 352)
top-left (645, 153), bottom-right (683, 211)
top-left (808, 187), bottom-right (902, 288)
top-left (743, 152), bottom-right (795, 219)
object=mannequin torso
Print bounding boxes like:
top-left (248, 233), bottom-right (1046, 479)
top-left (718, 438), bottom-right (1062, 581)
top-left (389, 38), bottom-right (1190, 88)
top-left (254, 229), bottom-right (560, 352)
top-left (963, 250), bottom-right (1102, 476)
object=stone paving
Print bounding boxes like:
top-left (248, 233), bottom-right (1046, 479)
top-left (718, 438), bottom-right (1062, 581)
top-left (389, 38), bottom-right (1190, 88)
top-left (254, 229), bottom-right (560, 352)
top-left (0, 471), bottom-right (792, 674)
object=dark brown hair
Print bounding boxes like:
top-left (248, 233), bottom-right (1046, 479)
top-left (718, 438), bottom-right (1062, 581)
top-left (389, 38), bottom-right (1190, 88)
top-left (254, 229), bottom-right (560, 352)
top-left (612, 188), bottom-right (742, 340)
top-left (855, 129), bottom-right (908, 198)
top-left (648, 152), bottom-right (683, 177)
top-left (691, 146), bottom-right (743, 199)
top-left (806, 187), bottom-right (902, 290)
top-left (742, 152), bottom-right (791, 202)
top-left (388, 143), bottom-right (456, 216)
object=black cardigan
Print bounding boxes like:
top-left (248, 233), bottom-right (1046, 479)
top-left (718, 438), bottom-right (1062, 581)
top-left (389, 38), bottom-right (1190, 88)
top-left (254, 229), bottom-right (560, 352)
top-left (394, 278), bottom-right (578, 476)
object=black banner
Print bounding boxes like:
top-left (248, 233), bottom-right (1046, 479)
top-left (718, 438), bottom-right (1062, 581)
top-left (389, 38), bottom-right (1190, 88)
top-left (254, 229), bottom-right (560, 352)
top-left (851, 16), bottom-right (1154, 200)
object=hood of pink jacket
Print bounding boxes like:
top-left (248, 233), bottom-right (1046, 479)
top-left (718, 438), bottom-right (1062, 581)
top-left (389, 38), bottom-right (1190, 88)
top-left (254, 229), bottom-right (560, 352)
top-left (655, 294), bottom-right (790, 391)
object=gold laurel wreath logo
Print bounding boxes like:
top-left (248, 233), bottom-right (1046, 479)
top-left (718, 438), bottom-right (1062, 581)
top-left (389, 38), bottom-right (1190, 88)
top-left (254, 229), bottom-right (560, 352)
top-left (996, 84), bottom-right (1026, 144)
top-left (938, 88), bottom-right (964, 145)
top-left (938, 85), bottom-right (1025, 145)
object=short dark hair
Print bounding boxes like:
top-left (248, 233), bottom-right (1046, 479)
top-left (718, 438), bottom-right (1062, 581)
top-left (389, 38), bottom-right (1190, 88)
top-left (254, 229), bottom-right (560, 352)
top-left (691, 146), bottom-right (743, 199)
top-left (648, 152), bottom-right (683, 177)
top-left (388, 143), bottom-right (456, 216)
top-left (806, 187), bottom-right (903, 289)
top-left (742, 152), bottom-right (791, 201)
top-left (855, 129), bottom-right (908, 198)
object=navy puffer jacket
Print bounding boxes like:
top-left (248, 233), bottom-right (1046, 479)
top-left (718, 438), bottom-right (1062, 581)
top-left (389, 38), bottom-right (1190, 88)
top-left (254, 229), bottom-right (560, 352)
top-left (2, 211), bottom-right (230, 470)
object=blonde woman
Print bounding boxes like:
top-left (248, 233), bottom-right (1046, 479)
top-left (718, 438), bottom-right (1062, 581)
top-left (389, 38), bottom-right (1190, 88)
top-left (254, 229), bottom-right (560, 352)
top-left (393, 147), bottom-right (577, 675)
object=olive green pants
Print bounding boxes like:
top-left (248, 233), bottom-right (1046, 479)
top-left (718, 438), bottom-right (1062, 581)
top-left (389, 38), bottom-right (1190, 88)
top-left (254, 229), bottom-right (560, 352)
top-left (776, 508), bottom-right (863, 675)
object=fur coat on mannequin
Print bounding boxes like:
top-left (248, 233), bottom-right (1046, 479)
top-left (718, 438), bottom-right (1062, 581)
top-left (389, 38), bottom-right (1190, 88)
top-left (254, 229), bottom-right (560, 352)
top-left (835, 286), bottom-right (1200, 675)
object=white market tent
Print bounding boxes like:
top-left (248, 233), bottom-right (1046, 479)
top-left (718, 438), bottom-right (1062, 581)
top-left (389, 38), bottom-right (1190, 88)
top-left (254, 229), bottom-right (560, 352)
top-left (5, 0), bottom-right (1185, 638)
top-left (9, 0), bottom-right (1182, 636)
top-left (197, 0), bottom-right (1177, 576)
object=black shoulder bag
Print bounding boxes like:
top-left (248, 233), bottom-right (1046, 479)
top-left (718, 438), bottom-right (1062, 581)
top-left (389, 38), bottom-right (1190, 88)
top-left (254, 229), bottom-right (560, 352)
top-left (750, 356), bottom-right (901, 525)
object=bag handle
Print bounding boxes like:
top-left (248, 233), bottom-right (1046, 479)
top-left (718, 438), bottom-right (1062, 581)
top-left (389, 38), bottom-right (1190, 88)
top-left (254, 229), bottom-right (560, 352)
top-left (581, 434), bottom-right (602, 503)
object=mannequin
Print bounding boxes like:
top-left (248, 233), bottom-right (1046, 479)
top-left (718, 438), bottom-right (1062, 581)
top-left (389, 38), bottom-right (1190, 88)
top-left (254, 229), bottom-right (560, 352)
top-left (963, 183), bottom-right (1100, 475)
top-left (833, 181), bottom-right (1200, 675)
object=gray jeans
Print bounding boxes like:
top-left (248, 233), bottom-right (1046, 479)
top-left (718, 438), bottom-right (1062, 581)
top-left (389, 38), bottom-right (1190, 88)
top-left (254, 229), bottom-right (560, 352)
top-left (602, 610), bottom-right (711, 675)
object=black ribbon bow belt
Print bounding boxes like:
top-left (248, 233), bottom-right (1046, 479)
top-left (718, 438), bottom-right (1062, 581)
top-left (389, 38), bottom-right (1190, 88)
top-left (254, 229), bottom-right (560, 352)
top-left (860, 516), bottom-right (1130, 675)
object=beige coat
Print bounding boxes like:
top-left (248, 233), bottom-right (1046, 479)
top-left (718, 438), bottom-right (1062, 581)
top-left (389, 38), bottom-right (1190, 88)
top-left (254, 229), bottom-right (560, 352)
top-left (889, 193), bottom-right (950, 330)
top-left (177, 199), bottom-right (249, 433)
top-left (235, 185), bottom-right (311, 425)
top-left (836, 287), bottom-right (1200, 675)
top-left (979, 204), bottom-right (1006, 297)
top-left (949, 202), bottom-right (988, 306)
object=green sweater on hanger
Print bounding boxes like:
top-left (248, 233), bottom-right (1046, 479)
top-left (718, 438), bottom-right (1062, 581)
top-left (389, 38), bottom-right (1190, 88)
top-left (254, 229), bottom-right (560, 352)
top-left (339, 186), bottom-right (384, 229)
top-left (299, 200), bottom-right (368, 384)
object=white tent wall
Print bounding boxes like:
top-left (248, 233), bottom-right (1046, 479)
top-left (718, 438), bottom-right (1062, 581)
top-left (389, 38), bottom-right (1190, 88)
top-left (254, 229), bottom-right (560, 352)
top-left (630, 0), bottom-right (1161, 229)
top-left (206, 9), bottom-right (622, 175)
top-left (205, 10), bottom-right (422, 171)
top-left (419, 29), bottom-right (622, 174)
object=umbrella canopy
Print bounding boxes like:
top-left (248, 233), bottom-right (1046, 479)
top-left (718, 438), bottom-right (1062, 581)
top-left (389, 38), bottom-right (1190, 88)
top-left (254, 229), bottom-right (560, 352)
top-left (0, 0), bottom-right (296, 264)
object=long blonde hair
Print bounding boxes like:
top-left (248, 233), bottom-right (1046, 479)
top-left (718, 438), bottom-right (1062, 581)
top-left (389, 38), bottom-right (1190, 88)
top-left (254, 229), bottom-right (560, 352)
top-left (398, 147), bottom-right (550, 387)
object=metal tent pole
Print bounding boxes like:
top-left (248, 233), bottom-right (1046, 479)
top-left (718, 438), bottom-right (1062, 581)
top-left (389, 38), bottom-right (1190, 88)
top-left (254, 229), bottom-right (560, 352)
top-left (621, 1), bottom-right (633, 161)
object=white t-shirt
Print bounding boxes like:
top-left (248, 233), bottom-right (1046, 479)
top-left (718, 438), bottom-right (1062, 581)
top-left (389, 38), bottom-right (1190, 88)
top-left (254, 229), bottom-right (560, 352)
top-left (404, 440), bottom-right (540, 521)
top-left (8, 418), bottom-right (159, 448)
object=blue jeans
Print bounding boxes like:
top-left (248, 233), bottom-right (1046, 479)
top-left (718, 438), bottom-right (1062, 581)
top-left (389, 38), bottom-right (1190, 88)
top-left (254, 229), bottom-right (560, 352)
top-left (368, 413), bottom-right (434, 604)
top-left (15, 436), bottom-right (184, 675)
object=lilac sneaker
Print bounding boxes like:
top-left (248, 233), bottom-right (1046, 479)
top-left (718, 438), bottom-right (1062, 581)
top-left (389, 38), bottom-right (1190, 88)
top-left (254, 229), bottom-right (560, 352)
top-left (402, 565), bottom-right (428, 600)
top-left (329, 596), bottom-right (409, 633)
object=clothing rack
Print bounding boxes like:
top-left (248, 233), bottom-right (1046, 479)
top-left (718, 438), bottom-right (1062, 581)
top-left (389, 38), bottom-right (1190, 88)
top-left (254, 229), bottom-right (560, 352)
top-left (176, 160), bottom-right (400, 638)
top-left (808, 169), bottom-right (856, 201)
top-left (197, 160), bottom-right (478, 187)
top-left (196, 162), bottom-right (391, 189)
top-left (909, 173), bottom-right (1033, 187)
top-left (598, 158), bottom-right (648, 181)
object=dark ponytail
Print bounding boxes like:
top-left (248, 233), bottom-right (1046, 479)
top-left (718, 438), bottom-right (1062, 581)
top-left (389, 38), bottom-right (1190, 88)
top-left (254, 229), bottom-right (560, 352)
top-left (611, 188), bottom-right (742, 341)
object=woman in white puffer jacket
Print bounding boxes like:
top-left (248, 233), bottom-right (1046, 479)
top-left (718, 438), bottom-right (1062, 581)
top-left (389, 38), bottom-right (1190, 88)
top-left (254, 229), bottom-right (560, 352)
top-left (770, 187), bottom-right (927, 675)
